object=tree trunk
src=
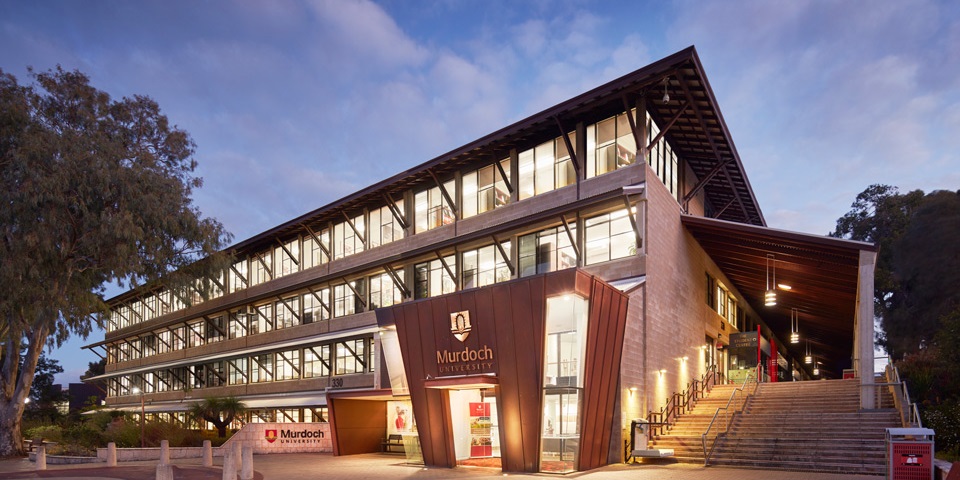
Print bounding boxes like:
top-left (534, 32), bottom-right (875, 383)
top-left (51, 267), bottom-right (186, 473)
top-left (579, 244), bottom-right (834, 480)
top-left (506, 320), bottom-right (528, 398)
top-left (0, 399), bottom-right (25, 457)
top-left (216, 424), bottom-right (227, 438)
top-left (0, 324), bottom-right (49, 457)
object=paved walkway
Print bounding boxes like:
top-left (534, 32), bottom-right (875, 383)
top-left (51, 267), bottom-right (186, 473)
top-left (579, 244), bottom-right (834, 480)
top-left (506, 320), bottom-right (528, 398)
top-left (0, 453), bottom-right (881, 480)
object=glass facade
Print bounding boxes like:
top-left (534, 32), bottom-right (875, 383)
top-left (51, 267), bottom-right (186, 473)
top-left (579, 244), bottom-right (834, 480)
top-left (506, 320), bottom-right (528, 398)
top-left (540, 294), bottom-right (588, 473)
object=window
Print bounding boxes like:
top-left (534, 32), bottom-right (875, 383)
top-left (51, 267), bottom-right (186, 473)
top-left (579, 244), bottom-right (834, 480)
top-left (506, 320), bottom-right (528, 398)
top-left (275, 296), bottom-right (300, 329)
top-left (540, 295), bottom-right (588, 473)
top-left (461, 243), bottom-right (511, 289)
top-left (304, 407), bottom-right (329, 423)
top-left (584, 209), bottom-right (635, 265)
top-left (519, 226), bottom-right (577, 277)
top-left (304, 345), bottom-right (331, 378)
top-left (302, 289), bottom-right (330, 324)
top-left (462, 159), bottom-right (511, 218)
top-left (586, 111), bottom-right (636, 178)
top-left (647, 115), bottom-right (681, 198)
top-left (333, 215), bottom-right (365, 260)
top-left (250, 251), bottom-right (273, 286)
top-left (142, 334), bottom-right (157, 357)
top-left (187, 320), bottom-right (205, 348)
top-left (229, 358), bottom-right (247, 385)
top-left (368, 203), bottom-right (404, 248)
top-left (205, 361), bottom-right (226, 388)
top-left (275, 350), bottom-right (300, 381)
top-left (414, 256), bottom-right (456, 299)
top-left (251, 354), bottom-right (273, 383)
top-left (518, 134), bottom-right (576, 200)
top-left (302, 228), bottom-right (330, 270)
top-left (204, 316), bottom-right (225, 343)
top-left (706, 273), bottom-right (716, 308)
top-left (333, 281), bottom-right (364, 317)
top-left (369, 271), bottom-right (404, 309)
top-left (415, 180), bottom-right (456, 233)
top-left (335, 339), bottom-right (367, 375)
top-left (275, 239), bottom-right (300, 278)
top-left (250, 303), bottom-right (273, 335)
top-left (228, 309), bottom-right (248, 339)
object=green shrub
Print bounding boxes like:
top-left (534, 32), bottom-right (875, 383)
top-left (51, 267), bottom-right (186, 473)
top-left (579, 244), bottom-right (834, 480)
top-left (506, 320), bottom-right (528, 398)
top-left (24, 425), bottom-right (62, 443)
top-left (923, 400), bottom-right (960, 457)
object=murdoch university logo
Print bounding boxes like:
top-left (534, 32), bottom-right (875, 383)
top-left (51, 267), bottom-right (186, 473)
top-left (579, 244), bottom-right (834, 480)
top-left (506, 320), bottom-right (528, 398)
top-left (450, 311), bottom-right (471, 342)
top-left (265, 429), bottom-right (278, 443)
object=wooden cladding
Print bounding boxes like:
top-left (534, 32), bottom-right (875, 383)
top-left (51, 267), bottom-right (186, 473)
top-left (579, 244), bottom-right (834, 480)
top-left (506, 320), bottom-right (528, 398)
top-left (375, 269), bottom-right (628, 473)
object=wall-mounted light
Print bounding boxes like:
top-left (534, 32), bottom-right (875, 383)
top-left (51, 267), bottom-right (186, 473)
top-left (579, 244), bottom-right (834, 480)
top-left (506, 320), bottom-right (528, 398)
top-left (629, 387), bottom-right (638, 396)
top-left (790, 308), bottom-right (800, 344)
top-left (658, 369), bottom-right (667, 376)
top-left (765, 254), bottom-right (777, 306)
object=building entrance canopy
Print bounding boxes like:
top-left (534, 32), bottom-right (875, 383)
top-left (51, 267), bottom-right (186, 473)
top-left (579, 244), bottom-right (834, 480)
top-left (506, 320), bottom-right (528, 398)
top-left (682, 214), bottom-right (877, 378)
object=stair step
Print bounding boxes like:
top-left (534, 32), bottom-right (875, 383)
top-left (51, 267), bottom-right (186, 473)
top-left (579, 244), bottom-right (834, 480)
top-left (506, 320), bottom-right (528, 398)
top-left (646, 379), bottom-right (899, 475)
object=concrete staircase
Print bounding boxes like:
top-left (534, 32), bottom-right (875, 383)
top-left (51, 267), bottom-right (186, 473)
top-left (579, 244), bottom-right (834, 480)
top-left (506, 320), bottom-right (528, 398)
top-left (645, 383), bottom-right (745, 463)
top-left (649, 379), bottom-right (900, 475)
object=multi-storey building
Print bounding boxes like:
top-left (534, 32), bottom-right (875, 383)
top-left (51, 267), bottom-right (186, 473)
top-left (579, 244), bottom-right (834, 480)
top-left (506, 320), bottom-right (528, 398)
top-left (84, 47), bottom-right (877, 473)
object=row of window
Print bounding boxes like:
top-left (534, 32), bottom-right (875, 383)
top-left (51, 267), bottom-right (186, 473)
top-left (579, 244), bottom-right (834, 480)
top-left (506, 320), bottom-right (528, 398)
top-left (108, 108), bottom-right (679, 332)
top-left (142, 407), bottom-right (329, 430)
top-left (107, 209), bottom-right (636, 364)
top-left (107, 337), bottom-right (374, 397)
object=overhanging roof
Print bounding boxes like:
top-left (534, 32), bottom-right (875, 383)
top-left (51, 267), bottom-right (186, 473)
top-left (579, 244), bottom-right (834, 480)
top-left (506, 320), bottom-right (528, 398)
top-left (108, 46), bottom-right (764, 306)
top-left (245, 46), bottom-right (764, 247)
top-left (682, 215), bottom-right (876, 377)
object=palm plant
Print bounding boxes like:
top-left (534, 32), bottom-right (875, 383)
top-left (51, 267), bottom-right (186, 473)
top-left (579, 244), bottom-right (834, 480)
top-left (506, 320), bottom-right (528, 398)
top-left (188, 396), bottom-right (246, 437)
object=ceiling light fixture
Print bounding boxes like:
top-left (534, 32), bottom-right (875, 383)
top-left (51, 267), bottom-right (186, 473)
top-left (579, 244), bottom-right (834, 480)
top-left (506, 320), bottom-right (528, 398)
top-left (790, 308), bottom-right (800, 344)
top-left (765, 254), bottom-right (777, 306)
top-left (805, 340), bottom-right (812, 364)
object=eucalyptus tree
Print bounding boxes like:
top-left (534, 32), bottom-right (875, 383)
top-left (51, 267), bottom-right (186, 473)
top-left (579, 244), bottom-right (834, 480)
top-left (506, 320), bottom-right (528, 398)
top-left (0, 67), bottom-right (230, 456)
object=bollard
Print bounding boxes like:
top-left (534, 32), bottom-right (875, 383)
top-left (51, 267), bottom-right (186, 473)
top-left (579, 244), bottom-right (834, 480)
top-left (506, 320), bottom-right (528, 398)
top-left (159, 439), bottom-right (170, 465)
top-left (202, 440), bottom-right (213, 467)
top-left (240, 445), bottom-right (253, 480)
top-left (222, 446), bottom-right (238, 480)
top-left (155, 463), bottom-right (174, 480)
top-left (107, 442), bottom-right (117, 467)
top-left (35, 445), bottom-right (47, 470)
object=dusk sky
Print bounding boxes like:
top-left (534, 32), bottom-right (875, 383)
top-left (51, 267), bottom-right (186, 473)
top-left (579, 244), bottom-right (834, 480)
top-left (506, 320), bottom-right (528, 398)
top-left (2, 0), bottom-right (958, 384)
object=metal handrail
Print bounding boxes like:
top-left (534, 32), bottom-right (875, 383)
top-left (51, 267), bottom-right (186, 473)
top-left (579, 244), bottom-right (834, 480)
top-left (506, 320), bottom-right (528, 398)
top-left (873, 364), bottom-right (923, 428)
top-left (700, 365), bottom-right (760, 466)
top-left (646, 365), bottom-right (719, 438)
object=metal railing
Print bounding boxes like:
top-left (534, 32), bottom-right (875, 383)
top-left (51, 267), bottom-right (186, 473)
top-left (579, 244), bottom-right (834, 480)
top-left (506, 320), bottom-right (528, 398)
top-left (864, 364), bottom-right (923, 428)
top-left (646, 365), bottom-right (720, 438)
top-left (700, 365), bottom-right (760, 466)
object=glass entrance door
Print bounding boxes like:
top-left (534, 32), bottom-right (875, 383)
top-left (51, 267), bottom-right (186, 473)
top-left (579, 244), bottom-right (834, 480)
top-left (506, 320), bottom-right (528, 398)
top-left (449, 388), bottom-right (500, 462)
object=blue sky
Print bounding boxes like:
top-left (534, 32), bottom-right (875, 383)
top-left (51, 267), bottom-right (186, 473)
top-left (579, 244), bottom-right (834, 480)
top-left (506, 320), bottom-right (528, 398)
top-left (2, 0), bottom-right (958, 384)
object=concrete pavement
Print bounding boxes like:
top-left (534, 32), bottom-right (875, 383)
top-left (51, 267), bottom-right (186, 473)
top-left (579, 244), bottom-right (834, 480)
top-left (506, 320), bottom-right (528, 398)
top-left (0, 452), bottom-right (881, 479)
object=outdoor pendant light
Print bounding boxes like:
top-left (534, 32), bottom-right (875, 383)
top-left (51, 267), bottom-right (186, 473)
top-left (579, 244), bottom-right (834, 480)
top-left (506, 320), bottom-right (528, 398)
top-left (804, 340), bottom-right (812, 364)
top-left (790, 308), bottom-right (800, 344)
top-left (764, 254), bottom-right (777, 306)
top-left (662, 77), bottom-right (670, 103)
top-left (813, 360), bottom-right (820, 376)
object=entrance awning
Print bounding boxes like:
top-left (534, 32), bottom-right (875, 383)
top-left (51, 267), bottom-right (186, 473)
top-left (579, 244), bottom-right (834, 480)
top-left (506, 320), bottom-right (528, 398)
top-left (682, 214), bottom-right (876, 377)
top-left (424, 375), bottom-right (499, 390)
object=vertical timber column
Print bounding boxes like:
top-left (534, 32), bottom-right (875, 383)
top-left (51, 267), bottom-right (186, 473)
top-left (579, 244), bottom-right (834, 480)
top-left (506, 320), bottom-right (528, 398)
top-left (858, 250), bottom-right (877, 409)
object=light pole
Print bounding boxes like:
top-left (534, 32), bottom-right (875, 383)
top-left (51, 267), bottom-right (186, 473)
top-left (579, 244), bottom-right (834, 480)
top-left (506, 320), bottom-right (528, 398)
top-left (131, 387), bottom-right (145, 448)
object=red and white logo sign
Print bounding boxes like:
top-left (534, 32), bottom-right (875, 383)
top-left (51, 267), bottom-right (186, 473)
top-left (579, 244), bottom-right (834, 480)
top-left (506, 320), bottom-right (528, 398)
top-left (265, 429), bottom-right (278, 443)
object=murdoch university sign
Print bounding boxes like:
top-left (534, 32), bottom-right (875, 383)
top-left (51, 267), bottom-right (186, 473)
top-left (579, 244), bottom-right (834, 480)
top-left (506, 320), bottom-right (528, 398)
top-left (227, 423), bottom-right (332, 454)
top-left (436, 310), bottom-right (495, 374)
